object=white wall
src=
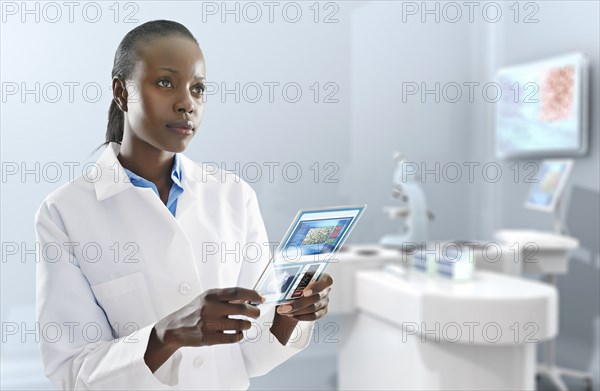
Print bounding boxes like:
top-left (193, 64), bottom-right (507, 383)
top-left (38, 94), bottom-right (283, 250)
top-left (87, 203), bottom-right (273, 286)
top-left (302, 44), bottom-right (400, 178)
top-left (1, 1), bottom-right (598, 389)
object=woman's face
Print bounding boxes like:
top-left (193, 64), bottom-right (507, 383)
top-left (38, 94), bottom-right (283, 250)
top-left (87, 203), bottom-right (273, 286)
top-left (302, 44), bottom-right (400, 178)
top-left (122, 35), bottom-right (206, 153)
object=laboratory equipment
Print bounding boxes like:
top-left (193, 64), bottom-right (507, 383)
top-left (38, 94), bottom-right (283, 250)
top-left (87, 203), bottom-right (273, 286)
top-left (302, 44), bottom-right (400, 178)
top-left (411, 241), bottom-right (475, 281)
top-left (494, 159), bottom-right (593, 391)
top-left (525, 159), bottom-right (573, 234)
top-left (380, 152), bottom-right (434, 249)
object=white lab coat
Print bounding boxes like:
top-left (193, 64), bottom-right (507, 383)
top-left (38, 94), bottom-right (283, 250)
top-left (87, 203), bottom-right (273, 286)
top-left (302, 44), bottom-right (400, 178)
top-left (34, 142), bottom-right (313, 390)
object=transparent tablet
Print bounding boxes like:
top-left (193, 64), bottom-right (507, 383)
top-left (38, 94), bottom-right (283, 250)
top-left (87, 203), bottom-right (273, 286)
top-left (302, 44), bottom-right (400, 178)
top-left (252, 204), bottom-right (367, 305)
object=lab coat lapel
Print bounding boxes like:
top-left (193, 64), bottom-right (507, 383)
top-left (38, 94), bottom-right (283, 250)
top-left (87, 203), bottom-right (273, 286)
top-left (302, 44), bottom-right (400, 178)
top-left (92, 143), bottom-right (206, 299)
top-left (176, 154), bottom-right (203, 220)
top-left (92, 143), bottom-right (241, 309)
top-left (177, 155), bottom-right (233, 292)
top-left (93, 142), bottom-right (133, 201)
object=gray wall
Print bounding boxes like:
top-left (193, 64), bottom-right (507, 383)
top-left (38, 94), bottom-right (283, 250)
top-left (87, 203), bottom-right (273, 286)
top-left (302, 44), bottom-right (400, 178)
top-left (346, 1), bottom-right (474, 243)
top-left (1, 2), bottom-right (359, 388)
top-left (1, 1), bottom-right (598, 389)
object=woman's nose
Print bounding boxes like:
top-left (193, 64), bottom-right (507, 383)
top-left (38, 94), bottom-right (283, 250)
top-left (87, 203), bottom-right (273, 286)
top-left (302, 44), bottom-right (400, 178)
top-left (177, 105), bottom-right (194, 114)
top-left (174, 92), bottom-right (195, 114)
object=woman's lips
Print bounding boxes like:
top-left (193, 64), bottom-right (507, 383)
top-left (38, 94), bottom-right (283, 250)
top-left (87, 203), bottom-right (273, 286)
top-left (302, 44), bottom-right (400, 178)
top-left (168, 127), bottom-right (193, 135)
top-left (166, 120), bottom-right (194, 136)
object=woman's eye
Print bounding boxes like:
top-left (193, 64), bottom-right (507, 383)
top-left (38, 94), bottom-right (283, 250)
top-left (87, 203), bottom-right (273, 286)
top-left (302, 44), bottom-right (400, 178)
top-left (158, 79), bottom-right (173, 88)
top-left (193, 84), bottom-right (205, 94)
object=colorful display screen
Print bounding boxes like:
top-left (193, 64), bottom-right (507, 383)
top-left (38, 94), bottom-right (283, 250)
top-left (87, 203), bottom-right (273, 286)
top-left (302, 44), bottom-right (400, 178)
top-left (280, 217), bottom-right (353, 258)
top-left (495, 53), bottom-right (587, 158)
top-left (254, 205), bottom-right (366, 304)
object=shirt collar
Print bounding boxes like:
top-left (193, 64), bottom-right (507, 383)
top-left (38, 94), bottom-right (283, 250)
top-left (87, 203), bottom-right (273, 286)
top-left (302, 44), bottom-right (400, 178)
top-left (172, 153), bottom-right (182, 183)
top-left (122, 153), bottom-right (182, 187)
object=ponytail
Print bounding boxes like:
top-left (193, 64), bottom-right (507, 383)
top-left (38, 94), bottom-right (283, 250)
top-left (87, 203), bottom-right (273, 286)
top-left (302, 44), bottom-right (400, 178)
top-left (89, 99), bottom-right (124, 157)
top-left (106, 99), bottom-right (124, 144)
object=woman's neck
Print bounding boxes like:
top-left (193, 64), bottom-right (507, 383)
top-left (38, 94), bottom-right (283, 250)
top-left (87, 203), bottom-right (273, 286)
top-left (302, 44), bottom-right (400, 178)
top-left (116, 139), bottom-right (175, 186)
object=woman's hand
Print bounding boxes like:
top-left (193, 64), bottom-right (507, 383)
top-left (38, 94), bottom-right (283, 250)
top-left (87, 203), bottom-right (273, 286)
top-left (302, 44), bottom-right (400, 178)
top-left (276, 273), bottom-right (333, 321)
top-left (270, 273), bottom-right (333, 345)
top-left (145, 287), bottom-right (264, 372)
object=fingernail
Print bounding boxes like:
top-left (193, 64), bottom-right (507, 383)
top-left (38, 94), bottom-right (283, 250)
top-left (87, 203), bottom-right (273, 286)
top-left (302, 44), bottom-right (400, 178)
top-left (304, 289), bottom-right (312, 296)
top-left (278, 305), bottom-right (291, 313)
top-left (260, 296), bottom-right (266, 303)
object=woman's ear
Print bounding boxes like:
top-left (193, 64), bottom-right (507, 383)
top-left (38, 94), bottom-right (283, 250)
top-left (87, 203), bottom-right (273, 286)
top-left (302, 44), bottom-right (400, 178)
top-left (112, 77), bottom-right (128, 112)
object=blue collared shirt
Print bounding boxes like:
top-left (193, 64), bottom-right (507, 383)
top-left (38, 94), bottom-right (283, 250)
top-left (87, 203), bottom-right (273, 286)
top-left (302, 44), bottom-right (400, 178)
top-left (122, 154), bottom-right (184, 217)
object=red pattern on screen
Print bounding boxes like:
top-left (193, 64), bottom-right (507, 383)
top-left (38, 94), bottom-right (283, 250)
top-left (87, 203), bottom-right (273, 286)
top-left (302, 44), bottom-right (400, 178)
top-left (540, 65), bottom-right (575, 122)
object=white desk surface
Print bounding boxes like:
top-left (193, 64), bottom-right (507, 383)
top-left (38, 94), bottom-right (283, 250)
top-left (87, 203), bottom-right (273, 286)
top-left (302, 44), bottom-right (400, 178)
top-left (495, 229), bottom-right (579, 249)
top-left (360, 268), bottom-right (556, 300)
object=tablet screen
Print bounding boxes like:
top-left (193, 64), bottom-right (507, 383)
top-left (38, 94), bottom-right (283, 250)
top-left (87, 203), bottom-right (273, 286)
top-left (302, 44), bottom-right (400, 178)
top-left (254, 205), bottom-right (366, 304)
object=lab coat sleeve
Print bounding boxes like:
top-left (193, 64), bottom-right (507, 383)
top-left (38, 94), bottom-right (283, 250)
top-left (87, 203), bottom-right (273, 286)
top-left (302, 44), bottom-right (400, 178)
top-left (237, 188), bottom-right (314, 378)
top-left (34, 201), bottom-right (182, 390)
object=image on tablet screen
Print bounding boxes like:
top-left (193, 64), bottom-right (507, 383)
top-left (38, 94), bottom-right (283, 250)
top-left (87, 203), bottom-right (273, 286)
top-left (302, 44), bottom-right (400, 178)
top-left (279, 217), bottom-right (352, 260)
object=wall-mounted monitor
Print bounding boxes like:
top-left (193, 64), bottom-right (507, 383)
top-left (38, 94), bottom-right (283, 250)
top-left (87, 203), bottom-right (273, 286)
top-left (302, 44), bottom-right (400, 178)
top-left (525, 159), bottom-right (573, 213)
top-left (495, 52), bottom-right (589, 159)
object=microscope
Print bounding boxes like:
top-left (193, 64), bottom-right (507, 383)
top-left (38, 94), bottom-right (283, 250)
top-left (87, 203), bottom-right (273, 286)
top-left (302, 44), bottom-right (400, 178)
top-left (379, 152), bottom-right (434, 249)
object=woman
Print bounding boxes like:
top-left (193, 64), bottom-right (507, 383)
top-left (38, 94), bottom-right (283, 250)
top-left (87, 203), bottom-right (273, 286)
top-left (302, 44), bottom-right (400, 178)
top-left (35, 19), bottom-right (333, 390)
